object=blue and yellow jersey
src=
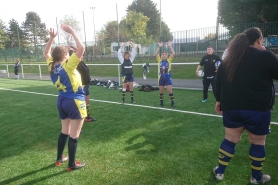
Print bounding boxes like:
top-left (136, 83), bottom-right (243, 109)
top-left (46, 53), bottom-right (85, 101)
top-left (156, 56), bottom-right (173, 77)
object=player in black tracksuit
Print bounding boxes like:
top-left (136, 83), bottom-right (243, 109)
top-left (196, 46), bottom-right (222, 102)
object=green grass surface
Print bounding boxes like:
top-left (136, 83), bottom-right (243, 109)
top-left (1, 78), bottom-right (278, 185)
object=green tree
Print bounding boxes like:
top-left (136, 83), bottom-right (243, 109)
top-left (127, 0), bottom-right (171, 41)
top-left (124, 10), bottom-right (149, 42)
top-left (218, 0), bottom-right (278, 24)
top-left (59, 15), bottom-right (82, 45)
top-left (260, 0), bottom-right (278, 22)
top-left (160, 21), bottom-right (173, 42)
top-left (6, 19), bottom-right (27, 48)
top-left (103, 20), bottom-right (121, 44)
top-left (100, 21), bottom-right (124, 54)
top-left (22, 12), bottom-right (48, 46)
top-left (218, 0), bottom-right (278, 37)
top-left (0, 20), bottom-right (8, 49)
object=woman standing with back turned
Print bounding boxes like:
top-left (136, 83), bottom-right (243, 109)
top-left (213, 27), bottom-right (278, 184)
top-left (44, 24), bottom-right (86, 172)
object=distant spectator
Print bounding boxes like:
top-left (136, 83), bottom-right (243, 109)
top-left (14, 59), bottom-right (20, 79)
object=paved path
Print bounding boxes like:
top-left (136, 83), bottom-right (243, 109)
top-left (2, 74), bottom-right (278, 93)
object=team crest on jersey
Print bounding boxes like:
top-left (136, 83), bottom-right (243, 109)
top-left (213, 59), bottom-right (215, 63)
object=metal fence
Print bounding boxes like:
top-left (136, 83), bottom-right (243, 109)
top-left (2, 62), bottom-right (278, 93)
top-left (0, 63), bottom-right (205, 90)
top-left (1, 22), bottom-right (278, 62)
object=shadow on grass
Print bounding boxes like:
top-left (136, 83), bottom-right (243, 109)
top-left (0, 164), bottom-right (66, 185)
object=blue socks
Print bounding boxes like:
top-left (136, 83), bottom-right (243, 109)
top-left (249, 144), bottom-right (265, 181)
top-left (216, 139), bottom-right (236, 174)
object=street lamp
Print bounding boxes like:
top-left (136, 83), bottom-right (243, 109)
top-left (90, 6), bottom-right (96, 56)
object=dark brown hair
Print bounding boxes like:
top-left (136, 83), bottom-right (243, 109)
top-left (224, 27), bottom-right (262, 83)
top-left (49, 46), bottom-right (68, 75)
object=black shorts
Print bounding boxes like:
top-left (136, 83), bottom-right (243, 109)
top-left (223, 110), bottom-right (271, 135)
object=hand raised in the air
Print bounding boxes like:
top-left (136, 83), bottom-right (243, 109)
top-left (129, 40), bottom-right (134, 47)
top-left (49, 28), bottom-right (58, 39)
top-left (167, 40), bottom-right (172, 48)
top-left (61, 24), bottom-right (74, 34)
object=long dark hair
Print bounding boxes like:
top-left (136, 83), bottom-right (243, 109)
top-left (49, 46), bottom-right (68, 75)
top-left (224, 27), bottom-right (262, 83)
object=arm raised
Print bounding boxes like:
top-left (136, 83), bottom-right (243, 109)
top-left (61, 24), bottom-right (85, 58)
top-left (44, 28), bottom-right (57, 60)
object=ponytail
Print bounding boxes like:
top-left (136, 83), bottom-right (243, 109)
top-left (224, 33), bottom-right (250, 83)
top-left (224, 27), bottom-right (262, 83)
top-left (49, 61), bottom-right (57, 75)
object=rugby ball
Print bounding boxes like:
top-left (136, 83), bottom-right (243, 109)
top-left (197, 70), bottom-right (204, 77)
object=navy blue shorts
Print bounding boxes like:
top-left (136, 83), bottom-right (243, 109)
top-left (122, 74), bottom-right (134, 83)
top-left (223, 110), bottom-right (271, 135)
top-left (159, 76), bottom-right (172, 86)
top-left (83, 84), bottom-right (90, 96)
top-left (57, 96), bottom-right (87, 119)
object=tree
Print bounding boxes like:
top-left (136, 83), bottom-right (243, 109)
top-left (204, 33), bottom-right (216, 40)
top-left (127, 0), bottom-right (172, 41)
top-left (22, 12), bottom-right (48, 46)
top-left (103, 20), bottom-right (120, 44)
top-left (124, 10), bottom-right (149, 42)
top-left (6, 19), bottom-right (28, 48)
top-left (160, 21), bottom-right (173, 42)
top-left (259, 0), bottom-right (278, 22)
top-left (218, 0), bottom-right (278, 37)
top-left (0, 20), bottom-right (8, 49)
top-left (59, 15), bottom-right (82, 45)
top-left (219, 0), bottom-right (278, 24)
top-left (100, 19), bottom-right (136, 54)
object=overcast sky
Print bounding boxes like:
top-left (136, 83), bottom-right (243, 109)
top-left (0, 0), bottom-right (219, 42)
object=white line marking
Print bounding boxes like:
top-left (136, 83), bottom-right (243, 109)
top-left (1, 87), bottom-right (278, 125)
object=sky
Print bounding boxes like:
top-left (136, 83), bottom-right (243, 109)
top-left (0, 0), bottom-right (219, 42)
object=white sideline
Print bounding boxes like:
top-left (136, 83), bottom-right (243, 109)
top-left (1, 87), bottom-right (278, 125)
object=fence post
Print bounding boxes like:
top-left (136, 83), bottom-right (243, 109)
top-left (215, 16), bottom-right (219, 55)
top-left (39, 64), bottom-right (42, 79)
top-left (21, 65), bottom-right (24, 78)
top-left (6, 65), bottom-right (9, 77)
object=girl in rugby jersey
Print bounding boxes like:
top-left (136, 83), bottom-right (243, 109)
top-left (44, 24), bottom-right (85, 172)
